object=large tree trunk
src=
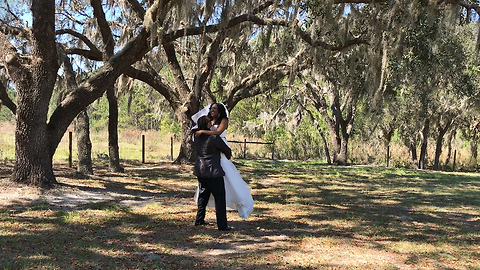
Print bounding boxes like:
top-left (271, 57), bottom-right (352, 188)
top-left (2, 1), bottom-right (158, 187)
top-left (174, 112), bottom-right (195, 164)
top-left (10, 0), bottom-right (59, 188)
top-left (433, 134), bottom-right (443, 171)
top-left (470, 132), bottom-right (478, 167)
top-left (419, 118), bottom-right (430, 169)
top-left (301, 103), bottom-right (332, 164)
top-left (91, 0), bottom-right (122, 172)
top-left (330, 132), bottom-right (342, 165)
top-left (336, 136), bottom-right (349, 165)
top-left (335, 108), bottom-right (353, 166)
top-left (13, 108), bottom-right (56, 187)
top-left (107, 86), bottom-right (124, 172)
top-left (411, 141), bottom-right (419, 169)
top-left (320, 131), bottom-right (332, 165)
top-left (74, 110), bottom-right (93, 175)
top-left (61, 45), bottom-right (94, 175)
top-left (443, 130), bottom-right (455, 170)
top-left (433, 118), bottom-right (452, 170)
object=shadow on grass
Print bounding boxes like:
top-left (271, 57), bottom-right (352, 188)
top-left (1, 199), bottom-right (207, 269)
top-left (1, 160), bottom-right (480, 269)
top-left (1, 199), bottom-right (318, 269)
top-left (246, 162), bottom-right (480, 244)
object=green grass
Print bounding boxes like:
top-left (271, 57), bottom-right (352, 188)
top-left (1, 161), bottom-right (480, 269)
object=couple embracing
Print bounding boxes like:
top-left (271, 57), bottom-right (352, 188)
top-left (191, 103), bottom-right (254, 231)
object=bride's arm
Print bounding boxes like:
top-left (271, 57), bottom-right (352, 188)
top-left (195, 118), bottom-right (228, 136)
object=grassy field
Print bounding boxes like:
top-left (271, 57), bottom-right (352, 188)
top-left (1, 160), bottom-right (479, 269)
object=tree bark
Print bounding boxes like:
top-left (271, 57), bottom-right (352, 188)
top-left (8, 0), bottom-right (59, 187)
top-left (107, 86), bottom-right (124, 172)
top-left (470, 132), bottom-right (478, 167)
top-left (411, 141), bottom-right (419, 169)
top-left (174, 111), bottom-right (196, 164)
top-left (336, 135), bottom-right (349, 165)
top-left (0, 81), bottom-right (17, 114)
top-left (433, 118), bottom-right (453, 170)
top-left (295, 97), bottom-right (332, 164)
top-left (0, 1), bottom-right (163, 187)
top-left (419, 118), bottom-right (430, 169)
top-left (91, 0), bottom-right (123, 172)
top-left (61, 45), bottom-right (94, 175)
top-left (443, 130), bottom-right (455, 170)
top-left (74, 110), bottom-right (94, 175)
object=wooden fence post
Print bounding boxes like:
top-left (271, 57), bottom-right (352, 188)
top-left (68, 131), bottom-right (72, 167)
top-left (142, 134), bottom-right (145, 163)
top-left (171, 137), bottom-right (174, 160)
top-left (453, 149), bottom-right (456, 171)
top-left (271, 141), bottom-right (275, 160)
top-left (386, 145), bottom-right (390, 167)
top-left (243, 139), bottom-right (247, 159)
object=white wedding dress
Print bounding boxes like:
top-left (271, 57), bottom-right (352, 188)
top-left (194, 125), bottom-right (254, 219)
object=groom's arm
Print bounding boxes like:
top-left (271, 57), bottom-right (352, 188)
top-left (215, 136), bottom-right (232, 160)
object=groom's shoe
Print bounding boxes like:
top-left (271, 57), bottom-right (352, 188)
top-left (195, 221), bottom-right (209, 226)
top-left (218, 226), bottom-right (233, 231)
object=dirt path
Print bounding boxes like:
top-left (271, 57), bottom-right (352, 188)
top-left (0, 162), bottom-right (190, 211)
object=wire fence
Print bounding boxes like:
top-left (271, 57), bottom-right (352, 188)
top-left (0, 121), bottom-right (473, 169)
top-left (0, 124), bottom-right (276, 165)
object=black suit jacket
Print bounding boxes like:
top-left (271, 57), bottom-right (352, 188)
top-left (193, 134), bottom-right (232, 179)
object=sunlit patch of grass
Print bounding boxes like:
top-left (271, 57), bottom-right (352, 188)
top-left (61, 211), bottom-right (91, 224)
top-left (2, 161), bottom-right (480, 269)
top-left (191, 233), bottom-right (215, 241)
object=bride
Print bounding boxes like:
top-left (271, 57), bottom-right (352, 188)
top-left (191, 102), bottom-right (254, 219)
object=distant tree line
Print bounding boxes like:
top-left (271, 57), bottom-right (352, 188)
top-left (0, 0), bottom-right (479, 187)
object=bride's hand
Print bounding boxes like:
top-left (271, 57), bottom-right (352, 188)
top-left (194, 130), bottom-right (203, 137)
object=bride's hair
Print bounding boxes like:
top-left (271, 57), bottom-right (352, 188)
top-left (210, 102), bottom-right (228, 125)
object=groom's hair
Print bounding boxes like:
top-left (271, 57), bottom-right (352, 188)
top-left (197, 116), bottom-right (211, 131)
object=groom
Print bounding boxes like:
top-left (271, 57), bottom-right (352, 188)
top-left (193, 115), bottom-right (232, 231)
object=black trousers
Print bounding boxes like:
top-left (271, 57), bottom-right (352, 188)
top-left (195, 176), bottom-right (228, 230)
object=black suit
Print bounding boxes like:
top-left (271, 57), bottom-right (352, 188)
top-left (194, 134), bottom-right (232, 230)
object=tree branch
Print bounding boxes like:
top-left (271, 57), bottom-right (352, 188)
top-left (226, 62), bottom-right (302, 110)
top-left (294, 23), bottom-right (369, 51)
top-left (47, 0), bottom-right (168, 148)
top-left (91, 0), bottom-right (115, 57)
top-left (125, 0), bottom-right (146, 19)
top-left (0, 22), bottom-right (29, 37)
top-left (123, 65), bottom-right (179, 107)
top-left (163, 1), bottom-right (275, 43)
top-left (0, 79), bottom-right (17, 114)
top-left (64, 48), bottom-right (103, 61)
top-left (297, 72), bottom-right (334, 129)
top-left (0, 34), bottom-right (31, 83)
top-left (333, 0), bottom-right (386, 3)
top-left (193, 31), bottom-right (225, 104)
top-left (56, 29), bottom-right (102, 55)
